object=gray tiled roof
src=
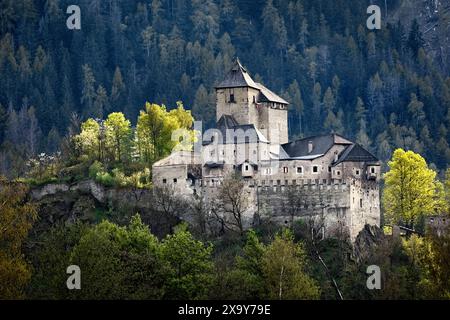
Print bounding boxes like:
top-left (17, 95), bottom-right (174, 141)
top-left (282, 134), bottom-right (352, 159)
top-left (216, 59), bottom-right (289, 105)
top-left (256, 83), bottom-right (289, 105)
top-left (203, 115), bottom-right (270, 145)
top-left (217, 114), bottom-right (238, 129)
top-left (282, 133), bottom-right (379, 164)
top-left (333, 144), bottom-right (379, 165)
top-left (216, 59), bottom-right (259, 89)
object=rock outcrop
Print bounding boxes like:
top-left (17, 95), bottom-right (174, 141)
top-left (30, 180), bottom-right (180, 238)
top-left (353, 224), bottom-right (386, 264)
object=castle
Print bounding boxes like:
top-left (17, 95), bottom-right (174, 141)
top-left (153, 59), bottom-right (381, 241)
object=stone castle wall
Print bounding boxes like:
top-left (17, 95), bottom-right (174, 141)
top-left (198, 174), bottom-right (380, 241)
top-left (216, 87), bottom-right (260, 125)
top-left (256, 181), bottom-right (352, 238)
top-left (216, 87), bottom-right (288, 145)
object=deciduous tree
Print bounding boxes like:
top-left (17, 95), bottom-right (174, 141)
top-left (0, 178), bottom-right (37, 299)
top-left (383, 149), bottom-right (442, 229)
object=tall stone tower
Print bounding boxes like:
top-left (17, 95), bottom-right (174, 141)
top-left (215, 59), bottom-right (289, 144)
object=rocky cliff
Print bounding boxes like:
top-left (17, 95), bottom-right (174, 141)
top-left (29, 180), bottom-right (180, 238)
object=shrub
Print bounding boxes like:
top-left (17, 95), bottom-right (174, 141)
top-left (95, 171), bottom-right (114, 187)
top-left (89, 161), bottom-right (104, 179)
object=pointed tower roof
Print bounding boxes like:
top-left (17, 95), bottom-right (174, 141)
top-left (216, 58), bottom-right (259, 89)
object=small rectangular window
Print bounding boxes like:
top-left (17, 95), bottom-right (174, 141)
top-left (245, 165), bottom-right (249, 171)
top-left (163, 179), bottom-right (167, 184)
top-left (297, 167), bottom-right (303, 174)
top-left (230, 93), bottom-right (235, 103)
top-left (360, 199), bottom-right (363, 208)
top-left (356, 170), bottom-right (360, 175)
top-left (313, 166), bottom-right (319, 173)
top-left (283, 167), bottom-right (288, 173)
top-left (371, 167), bottom-right (375, 174)
top-left (173, 178), bottom-right (178, 183)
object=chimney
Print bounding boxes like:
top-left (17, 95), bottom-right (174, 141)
top-left (308, 141), bottom-right (313, 154)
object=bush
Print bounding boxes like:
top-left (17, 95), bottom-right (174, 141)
top-left (89, 161), bottom-right (104, 179)
top-left (95, 171), bottom-right (114, 187)
top-left (111, 168), bottom-right (129, 187)
top-left (129, 168), bottom-right (152, 189)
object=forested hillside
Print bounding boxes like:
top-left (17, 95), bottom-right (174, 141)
top-left (0, 0), bottom-right (449, 178)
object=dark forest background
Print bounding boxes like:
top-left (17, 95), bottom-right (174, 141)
top-left (0, 0), bottom-right (449, 177)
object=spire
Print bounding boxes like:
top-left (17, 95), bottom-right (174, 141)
top-left (216, 58), bottom-right (259, 89)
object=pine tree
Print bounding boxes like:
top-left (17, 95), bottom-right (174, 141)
top-left (287, 80), bottom-right (304, 134)
top-left (32, 46), bottom-right (47, 73)
top-left (407, 19), bottom-right (425, 58)
top-left (46, 127), bottom-right (61, 154)
top-left (81, 65), bottom-right (96, 115)
top-left (5, 104), bottom-right (19, 146)
top-left (92, 85), bottom-right (108, 119)
top-left (111, 67), bottom-right (125, 108)
top-left (26, 106), bottom-right (41, 156)
top-left (0, 103), bottom-right (7, 144)
top-left (192, 85), bottom-right (214, 128)
top-left (407, 93), bottom-right (425, 131)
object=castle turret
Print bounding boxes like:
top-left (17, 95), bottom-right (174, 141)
top-left (215, 59), bottom-right (289, 145)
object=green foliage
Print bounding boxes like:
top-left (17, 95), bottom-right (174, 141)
top-left (383, 149), bottom-right (443, 229)
top-left (94, 170), bottom-right (115, 187)
top-left (27, 216), bottom-right (216, 300)
top-left (27, 221), bottom-right (88, 299)
top-left (0, 177), bottom-right (37, 299)
top-left (65, 105), bottom-right (193, 188)
top-left (75, 118), bottom-right (100, 161)
top-left (88, 160), bottom-right (104, 179)
top-left (161, 225), bottom-right (214, 299)
top-left (32, 215), bottom-right (169, 300)
top-left (403, 231), bottom-right (450, 299)
top-left (261, 230), bottom-right (320, 299)
top-left (136, 102), bottom-right (195, 164)
top-left (445, 168), bottom-right (450, 214)
top-left (214, 229), bottom-right (320, 300)
top-left (104, 112), bottom-right (132, 162)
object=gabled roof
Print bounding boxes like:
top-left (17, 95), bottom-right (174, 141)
top-left (216, 114), bottom-right (238, 129)
top-left (333, 144), bottom-right (379, 165)
top-left (282, 134), bottom-right (352, 159)
top-left (203, 115), bottom-right (270, 145)
top-left (216, 59), bottom-right (259, 89)
top-left (215, 59), bottom-right (289, 105)
top-left (256, 83), bottom-right (289, 105)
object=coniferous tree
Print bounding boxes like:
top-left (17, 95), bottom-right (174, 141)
top-left (407, 19), bottom-right (425, 59)
top-left (81, 65), bottom-right (96, 117)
